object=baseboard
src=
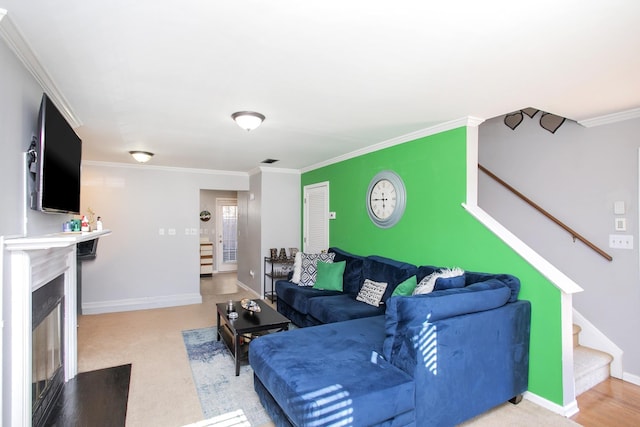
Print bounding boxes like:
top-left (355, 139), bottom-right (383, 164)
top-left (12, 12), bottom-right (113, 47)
top-left (623, 372), bottom-right (640, 386)
top-left (236, 280), bottom-right (262, 299)
top-left (82, 293), bottom-right (203, 314)
top-left (524, 391), bottom-right (579, 418)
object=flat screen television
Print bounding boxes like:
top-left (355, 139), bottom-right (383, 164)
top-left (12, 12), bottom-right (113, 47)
top-left (30, 93), bottom-right (82, 214)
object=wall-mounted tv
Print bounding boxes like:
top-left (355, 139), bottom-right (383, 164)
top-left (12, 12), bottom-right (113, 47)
top-left (30, 93), bottom-right (82, 214)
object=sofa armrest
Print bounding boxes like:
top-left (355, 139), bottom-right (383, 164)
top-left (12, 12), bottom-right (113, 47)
top-left (388, 300), bottom-right (531, 426)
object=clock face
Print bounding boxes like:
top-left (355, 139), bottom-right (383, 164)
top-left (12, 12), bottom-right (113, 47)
top-left (369, 179), bottom-right (397, 220)
top-left (366, 171), bottom-right (406, 228)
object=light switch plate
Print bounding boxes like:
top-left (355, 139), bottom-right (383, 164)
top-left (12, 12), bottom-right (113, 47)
top-left (615, 218), bottom-right (627, 231)
top-left (614, 201), bottom-right (625, 215)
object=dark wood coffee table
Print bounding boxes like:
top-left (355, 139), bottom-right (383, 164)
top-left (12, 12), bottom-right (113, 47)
top-left (216, 299), bottom-right (290, 376)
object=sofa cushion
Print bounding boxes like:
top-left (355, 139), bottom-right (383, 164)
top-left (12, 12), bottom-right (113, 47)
top-left (276, 280), bottom-right (341, 315)
top-left (391, 275), bottom-right (417, 297)
top-left (313, 261), bottom-right (346, 291)
top-left (356, 279), bottom-right (387, 306)
top-left (291, 251), bottom-right (303, 283)
top-left (414, 267), bottom-right (465, 294)
top-left (464, 271), bottom-right (521, 302)
top-left (363, 256), bottom-right (417, 303)
top-left (299, 252), bottom-right (335, 287)
top-left (328, 247), bottom-right (365, 297)
top-left (249, 316), bottom-right (416, 426)
top-left (308, 294), bottom-right (385, 323)
top-left (383, 281), bottom-right (512, 362)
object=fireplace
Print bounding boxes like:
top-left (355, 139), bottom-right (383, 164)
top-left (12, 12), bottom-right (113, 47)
top-left (31, 274), bottom-right (65, 427)
top-left (4, 230), bottom-right (109, 426)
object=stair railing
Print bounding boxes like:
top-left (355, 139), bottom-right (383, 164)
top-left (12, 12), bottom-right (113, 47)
top-left (479, 164), bottom-right (613, 262)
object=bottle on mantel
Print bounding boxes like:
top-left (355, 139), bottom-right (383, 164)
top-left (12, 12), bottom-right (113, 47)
top-left (81, 215), bottom-right (89, 232)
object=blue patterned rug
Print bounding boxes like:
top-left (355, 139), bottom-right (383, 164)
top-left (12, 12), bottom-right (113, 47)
top-left (182, 327), bottom-right (271, 426)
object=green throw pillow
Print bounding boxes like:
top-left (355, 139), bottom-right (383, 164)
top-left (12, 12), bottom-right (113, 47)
top-left (313, 261), bottom-right (346, 291)
top-left (391, 275), bottom-right (417, 297)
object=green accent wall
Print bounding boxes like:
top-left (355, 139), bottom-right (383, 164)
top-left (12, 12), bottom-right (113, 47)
top-left (302, 126), bottom-right (564, 405)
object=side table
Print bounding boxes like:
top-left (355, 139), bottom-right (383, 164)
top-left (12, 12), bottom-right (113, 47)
top-left (216, 299), bottom-right (290, 376)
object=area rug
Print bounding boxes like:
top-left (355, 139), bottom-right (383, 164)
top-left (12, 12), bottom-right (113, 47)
top-left (182, 327), bottom-right (270, 426)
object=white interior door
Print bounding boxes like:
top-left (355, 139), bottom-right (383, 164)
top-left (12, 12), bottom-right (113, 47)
top-left (303, 182), bottom-right (329, 253)
top-left (216, 198), bottom-right (238, 272)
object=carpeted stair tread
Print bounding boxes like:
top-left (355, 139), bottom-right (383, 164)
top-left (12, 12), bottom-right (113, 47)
top-left (573, 324), bottom-right (581, 348)
top-left (574, 344), bottom-right (613, 396)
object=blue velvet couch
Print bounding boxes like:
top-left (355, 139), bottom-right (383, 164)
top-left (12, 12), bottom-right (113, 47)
top-left (250, 248), bottom-right (531, 426)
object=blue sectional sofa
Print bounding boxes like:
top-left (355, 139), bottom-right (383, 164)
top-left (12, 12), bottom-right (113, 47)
top-left (249, 248), bottom-right (531, 426)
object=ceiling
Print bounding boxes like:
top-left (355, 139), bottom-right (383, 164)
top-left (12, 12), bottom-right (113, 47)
top-left (2, 1), bottom-right (639, 172)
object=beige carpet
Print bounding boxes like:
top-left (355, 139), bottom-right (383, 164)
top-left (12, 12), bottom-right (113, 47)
top-left (78, 273), bottom-right (580, 427)
top-left (460, 399), bottom-right (581, 427)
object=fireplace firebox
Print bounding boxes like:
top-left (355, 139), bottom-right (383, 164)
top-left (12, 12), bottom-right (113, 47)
top-left (31, 274), bottom-right (65, 427)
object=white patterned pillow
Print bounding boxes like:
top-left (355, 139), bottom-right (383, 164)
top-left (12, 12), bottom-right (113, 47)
top-left (356, 279), bottom-right (388, 307)
top-left (298, 252), bottom-right (335, 287)
top-left (413, 267), bottom-right (465, 295)
top-left (291, 252), bottom-right (303, 284)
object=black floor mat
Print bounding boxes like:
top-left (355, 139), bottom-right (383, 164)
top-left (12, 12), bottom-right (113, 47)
top-left (44, 364), bottom-right (131, 427)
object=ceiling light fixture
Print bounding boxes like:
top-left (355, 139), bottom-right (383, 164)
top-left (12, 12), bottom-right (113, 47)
top-left (231, 111), bottom-right (265, 131)
top-left (129, 151), bottom-right (154, 163)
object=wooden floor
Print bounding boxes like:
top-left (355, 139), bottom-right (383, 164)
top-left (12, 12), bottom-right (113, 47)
top-left (571, 377), bottom-right (640, 426)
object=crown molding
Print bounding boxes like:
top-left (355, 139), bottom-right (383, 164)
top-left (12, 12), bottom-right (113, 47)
top-left (0, 9), bottom-right (82, 128)
top-left (82, 160), bottom-right (249, 176)
top-left (301, 116), bottom-right (485, 173)
top-left (578, 107), bottom-right (640, 128)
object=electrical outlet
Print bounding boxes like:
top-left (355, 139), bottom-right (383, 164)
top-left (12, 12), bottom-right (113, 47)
top-left (168, 228), bottom-right (176, 236)
top-left (609, 234), bottom-right (633, 249)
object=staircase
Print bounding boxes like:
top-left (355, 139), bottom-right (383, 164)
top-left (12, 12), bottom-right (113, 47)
top-left (573, 324), bottom-right (613, 396)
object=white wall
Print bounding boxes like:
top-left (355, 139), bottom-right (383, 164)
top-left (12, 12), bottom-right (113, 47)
top-left (240, 168), bottom-right (300, 297)
top-left (479, 114), bottom-right (640, 378)
top-left (0, 37), bottom-right (76, 427)
top-left (80, 163), bottom-right (249, 313)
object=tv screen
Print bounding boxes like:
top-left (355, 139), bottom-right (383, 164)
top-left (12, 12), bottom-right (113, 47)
top-left (31, 93), bottom-right (82, 214)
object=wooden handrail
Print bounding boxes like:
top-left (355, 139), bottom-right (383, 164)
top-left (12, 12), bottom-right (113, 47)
top-left (478, 164), bottom-right (613, 262)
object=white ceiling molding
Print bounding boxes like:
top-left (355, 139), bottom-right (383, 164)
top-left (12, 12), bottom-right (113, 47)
top-left (301, 116), bottom-right (485, 173)
top-left (0, 9), bottom-right (82, 128)
top-left (81, 160), bottom-right (249, 176)
top-left (578, 107), bottom-right (640, 128)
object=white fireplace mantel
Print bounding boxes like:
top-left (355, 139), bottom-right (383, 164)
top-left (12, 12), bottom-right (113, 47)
top-left (4, 230), bottom-right (111, 426)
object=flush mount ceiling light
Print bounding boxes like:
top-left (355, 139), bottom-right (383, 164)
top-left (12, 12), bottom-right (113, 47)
top-left (129, 151), bottom-right (154, 163)
top-left (231, 111), bottom-right (265, 131)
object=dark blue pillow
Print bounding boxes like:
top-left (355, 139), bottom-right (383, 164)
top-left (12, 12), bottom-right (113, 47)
top-left (433, 274), bottom-right (465, 291)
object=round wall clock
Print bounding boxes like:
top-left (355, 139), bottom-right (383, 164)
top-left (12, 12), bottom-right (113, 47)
top-left (366, 170), bottom-right (406, 228)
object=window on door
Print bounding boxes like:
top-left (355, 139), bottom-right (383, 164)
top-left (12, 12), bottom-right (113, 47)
top-left (217, 198), bottom-right (238, 272)
top-left (222, 204), bottom-right (238, 263)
